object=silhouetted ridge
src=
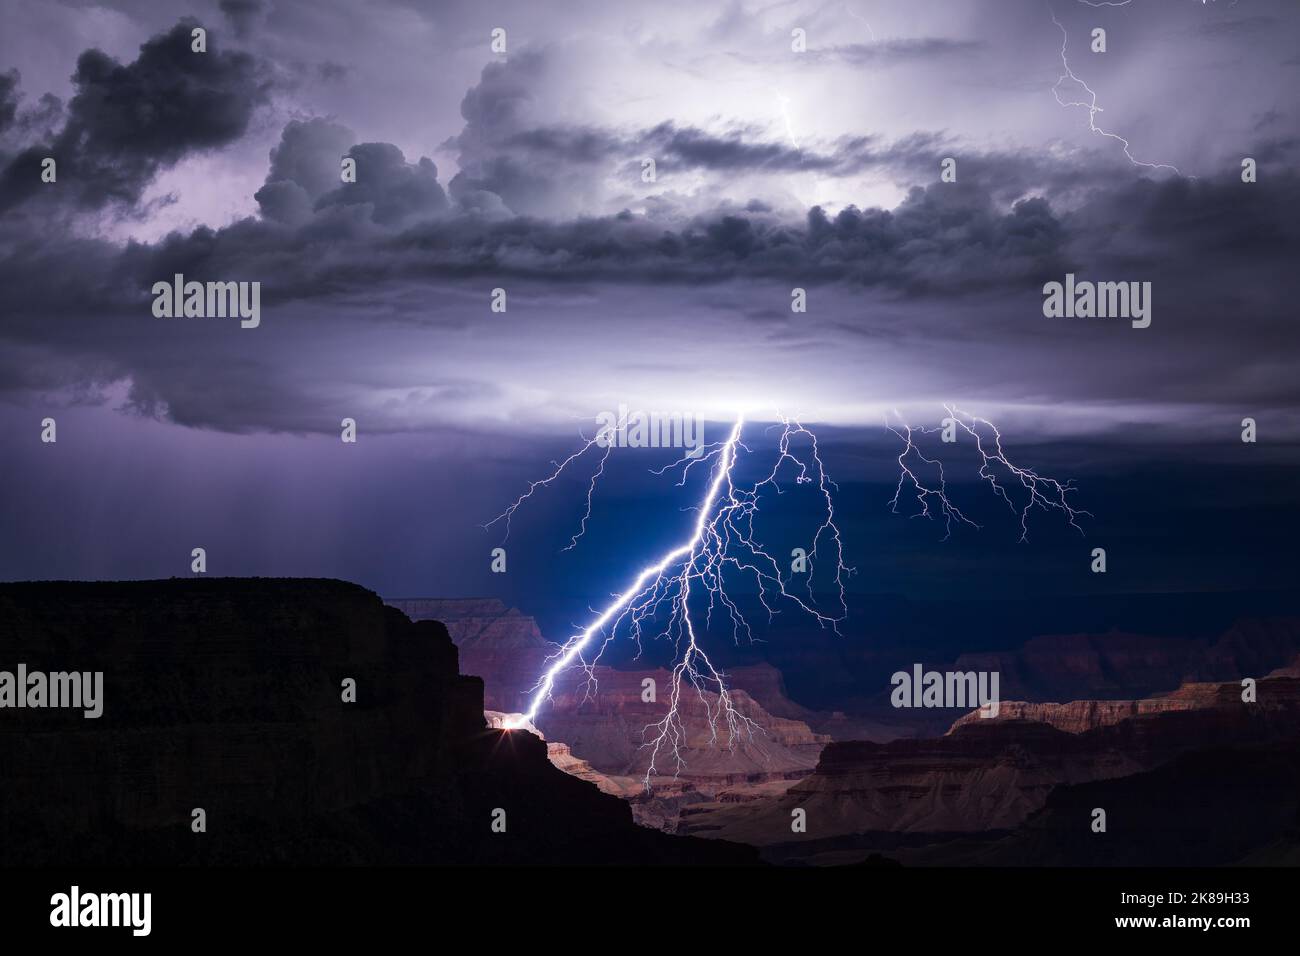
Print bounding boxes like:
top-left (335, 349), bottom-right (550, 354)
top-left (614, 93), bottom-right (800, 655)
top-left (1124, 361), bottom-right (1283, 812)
top-left (0, 578), bottom-right (758, 865)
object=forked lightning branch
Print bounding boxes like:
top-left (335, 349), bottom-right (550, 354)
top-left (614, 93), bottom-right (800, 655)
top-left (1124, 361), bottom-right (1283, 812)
top-left (488, 409), bottom-right (1088, 786)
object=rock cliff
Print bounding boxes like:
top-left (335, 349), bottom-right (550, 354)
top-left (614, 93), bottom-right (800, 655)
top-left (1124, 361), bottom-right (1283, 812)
top-left (680, 674), bottom-right (1300, 854)
top-left (390, 597), bottom-right (831, 814)
top-left (0, 579), bottom-right (758, 865)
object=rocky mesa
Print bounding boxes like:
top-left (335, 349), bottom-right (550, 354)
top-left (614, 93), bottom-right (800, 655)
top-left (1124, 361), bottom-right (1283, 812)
top-left (0, 579), bottom-right (759, 865)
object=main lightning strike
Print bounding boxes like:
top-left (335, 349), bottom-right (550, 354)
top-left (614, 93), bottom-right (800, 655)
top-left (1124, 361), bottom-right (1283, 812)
top-left (491, 415), bottom-right (851, 783)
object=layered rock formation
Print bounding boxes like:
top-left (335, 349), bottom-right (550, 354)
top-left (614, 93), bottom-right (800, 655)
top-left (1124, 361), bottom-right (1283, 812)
top-left (896, 740), bottom-right (1300, 866)
top-left (947, 698), bottom-right (1199, 734)
top-left (680, 673), bottom-right (1300, 859)
top-left (0, 579), bottom-right (758, 865)
top-left (680, 719), bottom-right (1143, 843)
top-left (543, 741), bottom-right (638, 798)
top-left (539, 666), bottom-right (828, 779)
top-left (949, 618), bottom-right (1300, 703)
top-left (947, 672), bottom-right (1295, 735)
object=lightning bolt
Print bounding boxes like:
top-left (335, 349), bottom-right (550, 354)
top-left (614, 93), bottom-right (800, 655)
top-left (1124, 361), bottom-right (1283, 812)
top-left (889, 404), bottom-right (1091, 543)
top-left (1076, 2), bottom-right (1222, 8)
top-left (887, 412), bottom-right (981, 542)
top-left (1050, 3), bottom-right (1188, 176)
top-left (492, 415), bottom-right (850, 785)
top-left (482, 409), bottom-right (627, 550)
top-left (842, 5), bottom-right (877, 41)
top-left (494, 408), bottom-right (1087, 785)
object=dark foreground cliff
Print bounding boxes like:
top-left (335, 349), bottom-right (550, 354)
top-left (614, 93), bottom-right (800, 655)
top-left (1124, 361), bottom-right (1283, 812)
top-left (0, 578), bottom-right (758, 866)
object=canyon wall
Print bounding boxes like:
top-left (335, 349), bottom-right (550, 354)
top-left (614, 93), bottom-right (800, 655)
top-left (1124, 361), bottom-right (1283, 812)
top-left (0, 579), bottom-right (758, 865)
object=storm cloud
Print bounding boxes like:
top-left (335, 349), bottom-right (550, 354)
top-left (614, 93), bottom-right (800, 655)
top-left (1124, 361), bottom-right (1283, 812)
top-left (0, 20), bottom-right (269, 214)
top-left (0, 3), bottom-right (1297, 443)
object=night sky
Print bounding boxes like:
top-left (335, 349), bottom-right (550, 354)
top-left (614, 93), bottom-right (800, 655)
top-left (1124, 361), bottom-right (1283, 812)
top-left (1, 0), bottom-right (1297, 654)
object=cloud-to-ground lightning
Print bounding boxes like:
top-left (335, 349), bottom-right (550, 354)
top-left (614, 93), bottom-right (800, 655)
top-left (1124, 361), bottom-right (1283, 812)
top-left (490, 415), bottom-right (851, 783)
top-left (494, 409), bottom-right (1087, 783)
top-left (1050, 4), bottom-right (1187, 176)
top-left (889, 405), bottom-right (1090, 542)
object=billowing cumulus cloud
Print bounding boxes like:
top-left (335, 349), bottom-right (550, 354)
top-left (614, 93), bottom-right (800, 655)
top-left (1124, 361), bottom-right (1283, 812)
top-left (254, 119), bottom-right (452, 227)
top-left (0, 21), bottom-right (270, 215)
top-left (316, 143), bottom-right (449, 225)
top-left (254, 117), bottom-right (356, 223)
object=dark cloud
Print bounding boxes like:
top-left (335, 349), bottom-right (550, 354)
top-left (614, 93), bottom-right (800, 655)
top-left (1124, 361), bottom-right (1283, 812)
top-left (142, 164), bottom-right (1069, 296)
top-left (0, 5), bottom-right (1297, 441)
top-left (444, 51), bottom-right (917, 213)
top-left (413, 183), bottom-right (1063, 291)
top-left (488, 120), bottom-right (856, 175)
top-left (316, 61), bottom-right (350, 82)
top-left (0, 0), bottom-right (1297, 604)
top-left (0, 127), bottom-right (1055, 433)
top-left (12, 93), bottom-right (63, 145)
top-left (643, 122), bottom-right (853, 173)
top-left (446, 50), bottom-right (578, 216)
top-left (448, 152), bottom-right (564, 216)
top-left (315, 143), bottom-right (449, 225)
top-left (6, 129), bottom-right (1296, 315)
top-left (0, 73), bottom-right (63, 151)
top-left (803, 189), bottom-right (1065, 294)
top-left (254, 118), bottom-right (356, 224)
top-left (444, 52), bottom-right (885, 213)
top-left (440, 48), bottom-right (1133, 218)
top-left (254, 119), bottom-right (449, 226)
top-left (219, 0), bottom-right (266, 39)
top-left (4, 122), bottom-right (1297, 431)
top-left (1065, 174), bottom-right (1300, 264)
top-left (454, 50), bottom-right (541, 147)
top-left (812, 38), bottom-right (984, 66)
top-left (0, 20), bottom-right (269, 214)
top-left (0, 71), bottom-right (17, 135)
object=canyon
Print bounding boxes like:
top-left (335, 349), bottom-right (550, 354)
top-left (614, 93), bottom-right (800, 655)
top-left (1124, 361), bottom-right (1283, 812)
top-left (391, 596), bottom-right (1300, 863)
top-left (5, 583), bottom-right (1297, 867)
top-left (681, 669), bottom-right (1300, 864)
